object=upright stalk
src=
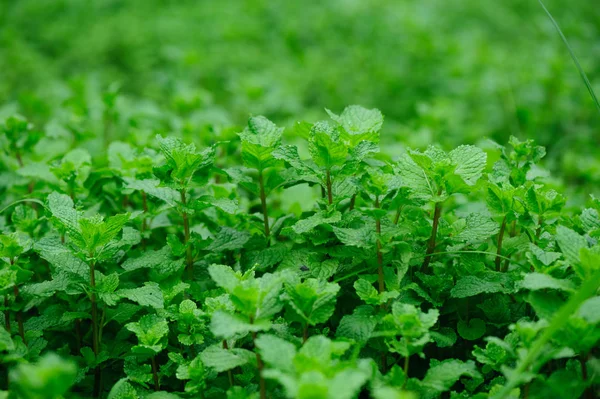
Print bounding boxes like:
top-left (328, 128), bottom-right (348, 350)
top-left (89, 255), bottom-right (101, 398)
top-left (535, 216), bottom-right (544, 241)
top-left (258, 170), bottom-right (270, 238)
top-left (9, 259), bottom-right (25, 344)
top-left (375, 197), bottom-right (384, 294)
top-left (349, 194), bottom-right (356, 211)
top-left (180, 188), bottom-right (193, 280)
top-left (75, 319), bottom-right (82, 352)
top-left (393, 205), bottom-right (403, 225)
top-left (222, 340), bottom-right (234, 387)
top-left (13, 286), bottom-right (25, 344)
top-left (4, 296), bottom-right (10, 332)
top-left (403, 342), bottom-right (410, 389)
top-left (303, 323), bottom-right (309, 343)
top-left (422, 193), bottom-right (443, 272)
top-left (151, 356), bottom-right (160, 390)
top-left (501, 221), bottom-right (517, 273)
top-left (495, 216), bottom-right (507, 271)
top-left (326, 169), bottom-right (333, 205)
top-left (579, 353), bottom-right (593, 399)
top-left (141, 190), bottom-right (148, 242)
top-left (375, 196), bottom-right (387, 374)
top-left (250, 317), bottom-right (266, 399)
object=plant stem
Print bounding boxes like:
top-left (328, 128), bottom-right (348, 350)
top-left (349, 194), bottom-right (356, 211)
top-left (393, 205), bottom-right (403, 225)
top-left (422, 198), bottom-right (443, 272)
top-left (103, 111), bottom-right (112, 149)
top-left (13, 286), bottom-right (25, 345)
top-left (141, 190), bottom-right (148, 248)
top-left (579, 353), bottom-right (593, 399)
top-left (89, 257), bottom-right (101, 398)
top-left (258, 170), bottom-right (270, 238)
top-left (4, 296), bottom-right (11, 333)
top-left (223, 340), bottom-right (234, 387)
top-left (180, 188), bottom-right (194, 280)
top-left (375, 196), bottom-right (384, 294)
top-left (75, 319), bottom-right (82, 353)
top-left (15, 151), bottom-right (24, 167)
top-left (495, 216), bottom-right (507, 271)
top-left (9, 259), bottom-right (25, 344)
top-left (303, 323), bottom-right (308, 343)
top-left (250, 317), bottom-right (266, 399)
top-left (326, 169), bottom-right (333, 205)
top-left (535, 216), bottom-right (544, 241)
top-left (501, 220), bottom-right (517, 273)
top-left (403, 354), bottom-right (410, 387)
top-left (151, 356), bottom-right (160, 390)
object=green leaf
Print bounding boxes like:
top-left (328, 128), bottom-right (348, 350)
top-left (336, 311), bottom-right (377, 342)
top-left (308, 121), bottom-right (348, 169)
top-left (555, 225), bottom-right (586, 266)
top-left (396, 154), bottom-right (435, 201)
top-left (238, 116), bottom-right (283, 170)
top-left (118, 283), bottom-right (164, 309)
top-left (200, 344), bottom-right (253, 372)
top-left (527, 244), bottom-right (562, 267)
top-left (519, 273), bottom-right (576, 292)
top-left (451, 272), bottom-right (516, 298)
top-left (284, 278), bottom-right (340, 326)
top-left (577, 296), bottom-right (600, 323)
top-left (207, 227), bottom-right (250, 252)
top-left (457, 318), bottom-right (486, 340)
top-left (210, 311), bottom-right (270, 339)
top-left (156, 135), bottom-right (215, 183)
top-left (292, 211), bottom-right (341, 235)
top-left (9, 353), bottom-right (78, 399)
top-left (107, 379), bottom-right (138, 399)
top-left (448, 145), bottom-right (487, 186)
top-left (326, 105), bottom-right (383, 145)
top-left (354, 279), bottom-right (379, 305)
top-left (208, 264), bottom-right (240, 292)
top-left (328, 367), bottom-right (371, 399)
top-left (453, 213), bottom-right (499, 244)
top-left (580, 208), bottom-right (600, 232)
top-left (413, 359), bottom-right (480, 397)
top-left (96, 272), bottom-right (120, 306)
top-left (123, 178), bottom-right (179, 206)
top-left (332, 224), bottom-right (376, 248)
top-left (0, 326), bottom-right (15, 352)
top-left (79, 213), bottom-right (129, 252)
top-left (126, 314), bottom-right (169, 354)
top-left (47, 192), bottom-right (81, 239)
top-left (34, 235), bottom-right (88, 278)
top-left (255, 334), bottom-right (297, 373)
top-left (121, 246), bottom-right (184, 278)
top-left (430, 327), bottom-right (457, 348)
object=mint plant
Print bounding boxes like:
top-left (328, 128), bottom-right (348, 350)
top-left (0, 105), bottom-right (598, 399)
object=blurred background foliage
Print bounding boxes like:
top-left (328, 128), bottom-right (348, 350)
top-left (0, 0), bottom-right (599, 190)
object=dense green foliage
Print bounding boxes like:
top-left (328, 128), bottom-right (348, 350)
top-left (1, 105), bottom-right (599, 398)
top-left (1, 1), bottom-right (600, 398)
top-left (1, 0), bottom-right (600, 187)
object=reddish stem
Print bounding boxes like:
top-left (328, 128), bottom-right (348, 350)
top-left (258, 171), bottom-right (270, 238)
top-left (495, 216), bottom-right (507, 271)
top-left (250, 317), bottom-right (266, 399)
top-left (326, 170), bottom-right (333, 205)
top-left (422, 199), bottom-right (443, 272)
top-left (180, 188), bottom-right (193, 280)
